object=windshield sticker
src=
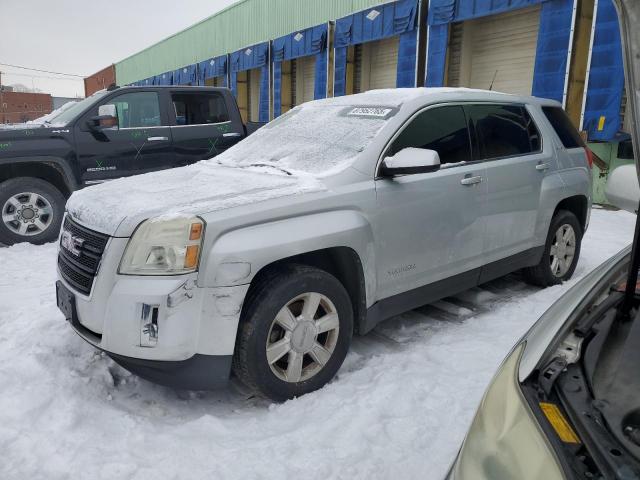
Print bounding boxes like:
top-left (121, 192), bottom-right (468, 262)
top-left (344, 106), bottom-right (397, 119)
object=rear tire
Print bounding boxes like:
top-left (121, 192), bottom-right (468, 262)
top-left (0, 177), bottom-right (66, 246)
top-left (233, 264), bottom-right (353, 402)
top-left (523, 210), bottom-right (582, 287)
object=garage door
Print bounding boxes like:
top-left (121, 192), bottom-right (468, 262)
top-left (447, 6), bottom-right (541, 95)
top-left (292, 56), bottom-right (316, 106)
top-left (355, 36), bottom-right (399, 92)
top-left (247, 67), bottom-right (261, 122)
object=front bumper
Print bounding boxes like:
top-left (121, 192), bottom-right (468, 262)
top-left (56, 233), bottom-right (249, 385)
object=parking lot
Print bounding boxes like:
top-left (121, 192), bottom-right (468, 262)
top-left (0, 207), bottom-right (633, 480)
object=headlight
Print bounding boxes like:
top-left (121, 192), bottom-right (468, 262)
top-left (448, 343), bottom-right (564, 480)
top-left (119, 216), bottom-right (204, 276)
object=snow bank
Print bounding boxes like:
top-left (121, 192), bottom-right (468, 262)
top-left (0, 209), bottom-right (634, 480)
top-left (66, 164), bottom-right (325, 234)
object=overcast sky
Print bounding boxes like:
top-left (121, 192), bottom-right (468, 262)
top-left (0, 0), bottom-right (239, 98)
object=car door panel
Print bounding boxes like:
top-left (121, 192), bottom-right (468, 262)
top-left (372, 104), bottom-right (487, 301)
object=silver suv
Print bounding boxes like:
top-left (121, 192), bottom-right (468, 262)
top-left (55, 88), bottom-right (592, 401)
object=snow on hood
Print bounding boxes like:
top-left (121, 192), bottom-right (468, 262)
top-left (67, 163), bottom-right (325, 235)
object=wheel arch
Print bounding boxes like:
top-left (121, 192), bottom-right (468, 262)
top-left (554, 195), bottom-right (589, 232)
top-left (0, 158), bottom-right (77, 197)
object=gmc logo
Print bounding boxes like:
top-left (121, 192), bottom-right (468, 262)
top-left (60, 230), bottom-right (84, 257)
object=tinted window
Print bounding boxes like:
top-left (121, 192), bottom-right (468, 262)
top-left (171, 92), bottom-right (229, 125)
top-left (542, 106), bottom-right (584, 148)
top-left (389, 105), bottom-right (472, 164)
top-left (469, 104), bottom-right (539, 160)
top-left (106, 92), bottom-right (161, 128)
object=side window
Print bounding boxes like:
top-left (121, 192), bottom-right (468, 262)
top-left (389, 105), bottom-right (472, 164)
top-left (106, 92), bottom-right (161, 128)
top-left (171, 93), bottom-right (230, 126)
top-left (541, 106), bottom-right (584, 148)
top-left (468, 104), bottom-right (538, 160)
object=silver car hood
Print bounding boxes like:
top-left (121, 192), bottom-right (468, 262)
top-left (66, 162), bottom-right (326, 237)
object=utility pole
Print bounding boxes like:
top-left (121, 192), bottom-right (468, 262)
top-left (0, 70), bottom-right (4, 124)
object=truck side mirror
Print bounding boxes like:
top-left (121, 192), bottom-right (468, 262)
top-left (380, 148), bottom-right (441, 176)
top-left (606, 164), bottom-right (640, 213)
top-left (88, 104), bottom-right (118, 130)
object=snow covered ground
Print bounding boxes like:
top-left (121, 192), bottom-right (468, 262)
top-left (0, 208), bottom-right (635, 480)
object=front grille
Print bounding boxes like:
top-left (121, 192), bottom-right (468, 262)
top-left (57, 217), bottom-right (109, 295)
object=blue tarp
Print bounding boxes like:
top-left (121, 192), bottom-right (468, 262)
top-left (425, 24), bottom-right (449, 87)
top-left (428, 0), bottom-right (546, 25)
top-left (532, 0), bottom-right (574, 103)
top-left (334, 0), bottom-right (418, 96)
top-left (583, 0), bottom-right (625, 141)
top-left (173, 64), bottom-right (197, 85)
top-left (154, 72), bottom-right (173, 86)
top-left (230, 42), bottom-right (270, 122)
top-left (198, 55), bottom-right (228, 86)
top-left (272, 24), bottom-right (328, 117)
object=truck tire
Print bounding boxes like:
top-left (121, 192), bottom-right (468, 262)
top-left (233, 264), bottom-right (353, 401)
top-left (523, 210), bottom-right (582, 287)
top-left (0, 177), bottom-right (66, 246)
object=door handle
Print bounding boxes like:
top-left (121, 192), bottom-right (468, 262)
top-left (147, 136), bottom-right (169, 142)
top-left (222, 132), bottom-right (242, 138)
top-left (460, 175), bottom-right (483, 186)
top-left (536, 162), bottom-right (550, 171)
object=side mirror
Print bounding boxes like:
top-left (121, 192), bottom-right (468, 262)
top-left (380, 147), bottom-right (441, 176)
top-left (605, 164), bottom-right (640, 213)
top-left (88, 104), bottom-right (118, 130)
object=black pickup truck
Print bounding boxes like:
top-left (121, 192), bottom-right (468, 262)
top-left (0, 85), bottom-right (257, 245)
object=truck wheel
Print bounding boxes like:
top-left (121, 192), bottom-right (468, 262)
top-left (0, 177), bottom-right (66, 246)
top-left (233, 264), bottom-right (353, 402)
top-left (523, 210), bottom-right (582, 287)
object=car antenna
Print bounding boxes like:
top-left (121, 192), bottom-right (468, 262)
top-left (620, 198), bottom-right (640, 319)
top-left (489, 70), bottom-right (498, 91)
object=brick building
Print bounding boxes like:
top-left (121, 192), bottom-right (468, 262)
top-left (0, 88), bottom-right (53, 124)
top-left (84, 65), bottom-right (116, 97)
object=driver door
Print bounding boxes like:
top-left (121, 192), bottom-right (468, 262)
top-left (373, 104), bottom-right (488, 301)
top-left (74, 90), bottom-right (174, 185)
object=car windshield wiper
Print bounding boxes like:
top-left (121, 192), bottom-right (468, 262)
top-left (243, 163), bottom-right (292, 176)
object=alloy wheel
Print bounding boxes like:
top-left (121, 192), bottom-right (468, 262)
top-left (2, 192), bottom-right (54, 237)
top-left (550, 223), bottom-right (576, 277)
top-left (265, 292), bottom-right (340, 383)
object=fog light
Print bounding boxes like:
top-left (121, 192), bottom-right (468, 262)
top-left (140, 303), bottom-right (159, 347)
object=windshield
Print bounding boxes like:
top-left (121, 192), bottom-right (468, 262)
top-left (46, 90), bottom-right (109, 126)
top-left (215, 103), bottom-right (395, 176)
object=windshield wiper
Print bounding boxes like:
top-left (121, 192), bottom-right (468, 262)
top-left (243, 163), bottom-right (292, 176)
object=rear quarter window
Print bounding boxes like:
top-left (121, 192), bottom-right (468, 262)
top-left (542, 106), bottom-right (584, 148)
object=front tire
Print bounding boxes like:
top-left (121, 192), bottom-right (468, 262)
top-left (233, 264), bottom-right (353, 401)
top-left (523, 210), bottom-right (582, 287)
top-left (0, 177), bottom-right (66, 246)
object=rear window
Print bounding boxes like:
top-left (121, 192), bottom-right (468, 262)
top-left (542, 106), bottom-right (584, 148)
top-left (171, 92), bottom-right (230, 125)
top-left (468, 104), bottom-right (541, 160)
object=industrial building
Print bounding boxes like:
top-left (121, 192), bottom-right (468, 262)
top-left (0, 87), bottom-right (52, 124)
top-left (85, 0), bottom-right (629, 203)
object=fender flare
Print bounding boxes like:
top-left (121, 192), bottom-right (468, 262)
top-left (0, 156), bottom-right (78, 192)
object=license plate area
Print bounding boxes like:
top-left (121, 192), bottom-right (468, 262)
top-left (56, 280), bottom-right (76, 323)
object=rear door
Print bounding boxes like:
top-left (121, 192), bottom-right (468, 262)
top-left (169, 90), bottom-right (245, 166)
top-left (374, 104), bottom-right (487, 300)
top-left (74, 90), bottom-right (174, 185)
top-left (467, 103), bottom-right (550, 266)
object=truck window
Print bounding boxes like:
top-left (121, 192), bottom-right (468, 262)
top-left (541, 106), bottom-right (585, 149)
top-left (171, 92), bottom-right (230, 126)
top-left (106, 92), bottom-right (161, 129)
top-left (468, 104), bottom-right (540, 160)
top-left (388, 105), bottom-right (472, 165)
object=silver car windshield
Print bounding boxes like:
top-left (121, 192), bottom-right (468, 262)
top-left (216, 103), bottom-right (395, 176)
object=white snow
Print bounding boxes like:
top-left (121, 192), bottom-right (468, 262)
top-left (0, 208), bottom-right (635, 480)
top-left (66, 164), bottom-right (325, 235)
top-left (0, 101), bottom-right (78, 130)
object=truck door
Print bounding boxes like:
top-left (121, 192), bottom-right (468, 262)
top-left (373, 105), bottom-right (487, 301)
top-left (169, 90), bottom-right (245, 166)
top-left (74, 90), bottom-right (174, 185)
